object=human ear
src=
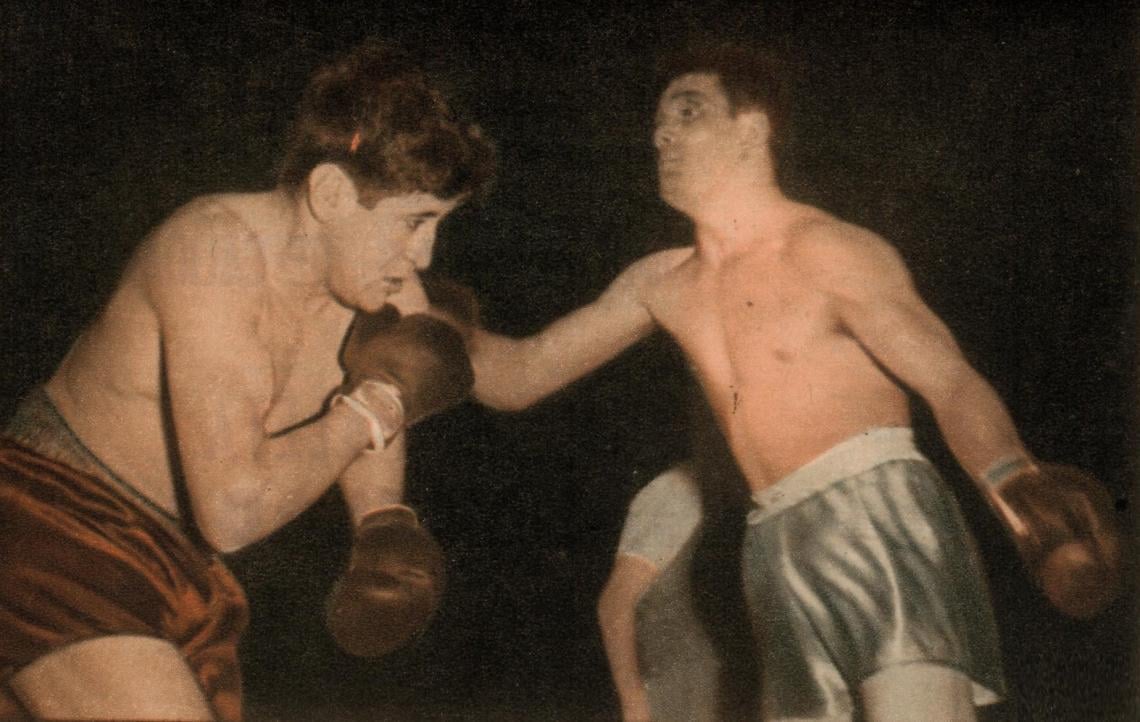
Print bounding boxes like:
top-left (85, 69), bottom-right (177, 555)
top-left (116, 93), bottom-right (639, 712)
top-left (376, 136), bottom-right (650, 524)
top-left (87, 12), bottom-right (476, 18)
top-left (737, 110), bottom-right (770, 153)
top-left (307, 163), bottom-right (357, 221)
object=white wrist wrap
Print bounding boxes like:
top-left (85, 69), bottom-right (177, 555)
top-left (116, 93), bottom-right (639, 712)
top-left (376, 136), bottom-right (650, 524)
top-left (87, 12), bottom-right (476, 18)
top-left (335, 380), bottom-right (406, 452)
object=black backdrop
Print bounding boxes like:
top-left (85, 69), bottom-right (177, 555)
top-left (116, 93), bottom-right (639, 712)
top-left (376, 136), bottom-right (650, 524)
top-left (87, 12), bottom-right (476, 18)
top-left (3, 2), bottom-right (1137, 720)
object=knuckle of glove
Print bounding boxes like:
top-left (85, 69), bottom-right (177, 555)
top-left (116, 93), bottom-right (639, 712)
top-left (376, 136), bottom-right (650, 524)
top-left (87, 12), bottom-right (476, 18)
top-left (341, 312), bottom-right (475, 417)
top-left (1002, 463), bottom-right (1124, 618)
top-left (328, 510), bottom-right (447, 657)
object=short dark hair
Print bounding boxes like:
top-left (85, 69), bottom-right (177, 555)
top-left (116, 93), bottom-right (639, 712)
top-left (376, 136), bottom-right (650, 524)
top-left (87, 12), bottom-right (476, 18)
top-left (278, 40), bottom-right (495, 206)
top-left (658, 44), bottom-right (791, 158)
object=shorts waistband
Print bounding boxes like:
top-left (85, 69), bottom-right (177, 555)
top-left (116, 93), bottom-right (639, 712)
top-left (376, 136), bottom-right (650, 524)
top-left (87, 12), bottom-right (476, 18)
top-left (748, 427), bottom-right (928, 525)
top-left (3, 387), bottom-right (185, 537)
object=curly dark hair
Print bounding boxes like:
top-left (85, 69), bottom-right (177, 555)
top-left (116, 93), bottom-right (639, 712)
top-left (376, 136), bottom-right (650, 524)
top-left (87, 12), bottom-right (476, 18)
top-left (279, 40), bottom-right (495, 207)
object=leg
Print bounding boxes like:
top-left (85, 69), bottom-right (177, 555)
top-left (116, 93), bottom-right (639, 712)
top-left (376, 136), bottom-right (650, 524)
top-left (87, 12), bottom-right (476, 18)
top-left (860, 663), bottom-right (977, 722)
top-left (9, 635), bottom-right (213, 721)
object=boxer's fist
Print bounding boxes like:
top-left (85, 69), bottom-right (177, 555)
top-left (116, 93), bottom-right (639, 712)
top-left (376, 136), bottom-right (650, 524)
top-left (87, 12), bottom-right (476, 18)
top-left (992, 463), bottom-right (1122, 618)
top-left (341, 305), bottom-right (475, 429)
top-left (326, 506), bottom-right (446, 657)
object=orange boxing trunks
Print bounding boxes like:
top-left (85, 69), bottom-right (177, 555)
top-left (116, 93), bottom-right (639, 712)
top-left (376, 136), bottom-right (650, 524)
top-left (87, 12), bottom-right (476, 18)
top-left (0, 439), bottom-right (248, 721)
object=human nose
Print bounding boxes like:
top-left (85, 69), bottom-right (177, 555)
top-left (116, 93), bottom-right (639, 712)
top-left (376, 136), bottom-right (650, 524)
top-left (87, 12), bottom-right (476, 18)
top-left (653, 122), bottom-right (674, 150)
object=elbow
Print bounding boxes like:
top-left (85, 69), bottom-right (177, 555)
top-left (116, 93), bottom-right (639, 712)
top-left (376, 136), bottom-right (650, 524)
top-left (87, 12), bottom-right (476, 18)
top-left (192, 477), bottom-right (265, 553)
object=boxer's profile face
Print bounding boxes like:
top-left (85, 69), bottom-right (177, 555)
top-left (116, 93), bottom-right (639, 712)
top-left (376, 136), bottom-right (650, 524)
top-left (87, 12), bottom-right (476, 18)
top-left (325, 188), bottom-right (460, 313)
top-left (653, 72), bottom-right (752, 211)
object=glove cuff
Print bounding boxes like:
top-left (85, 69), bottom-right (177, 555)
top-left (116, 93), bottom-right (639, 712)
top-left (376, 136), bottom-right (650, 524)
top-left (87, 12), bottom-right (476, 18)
top-left (335, 380), bottom-right (406, 452)
top-left (981, 454), bottom-right (1041, 489)
top-left (358, 504), bottom-right (420, 530)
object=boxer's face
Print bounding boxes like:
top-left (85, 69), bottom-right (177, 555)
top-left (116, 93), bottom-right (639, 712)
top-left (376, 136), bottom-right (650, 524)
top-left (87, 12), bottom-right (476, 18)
top-left (653, 72), bottom-right (752, 211)
top-left (327, 190), bottom-right (460, 313)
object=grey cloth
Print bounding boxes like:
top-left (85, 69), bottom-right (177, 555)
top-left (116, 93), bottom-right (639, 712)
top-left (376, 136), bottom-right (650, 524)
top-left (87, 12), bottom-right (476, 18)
top-left (3, 386), bottom-right (183, 534)
top-left (742, 428), bottom-right (1006, 721)
top-left (635, 531), bottom-right (724, 722)
top-left (617, 465), bottom-right (702, 569)
top-left (617, 467), bottom-right (725, 721)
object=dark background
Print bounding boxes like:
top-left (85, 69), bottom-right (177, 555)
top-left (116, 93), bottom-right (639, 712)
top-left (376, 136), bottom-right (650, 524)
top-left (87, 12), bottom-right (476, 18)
top-left (3, 2), bottom-right (1137, 720)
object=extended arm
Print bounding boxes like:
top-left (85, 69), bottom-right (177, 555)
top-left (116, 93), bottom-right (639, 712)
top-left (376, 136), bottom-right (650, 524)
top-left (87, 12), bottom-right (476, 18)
top-left (597, 554), bottom-right (659, 722)
top-left (796, 224), bottom-right (1122, 616)
top-left (470, 248), bottom-right (690, 411)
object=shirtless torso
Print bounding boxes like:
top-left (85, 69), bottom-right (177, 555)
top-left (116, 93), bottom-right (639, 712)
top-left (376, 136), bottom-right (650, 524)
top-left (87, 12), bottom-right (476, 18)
top-left (645, 211), bottom-right (910, 490)
top-left (46, 193), bottom-right (354, 518)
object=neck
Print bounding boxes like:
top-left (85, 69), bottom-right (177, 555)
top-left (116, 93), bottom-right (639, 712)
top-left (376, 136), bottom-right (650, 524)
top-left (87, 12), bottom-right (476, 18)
top-left (263, 188), bottom-right (336, 313)
top-left (688, 175), bottom-right (789, 260)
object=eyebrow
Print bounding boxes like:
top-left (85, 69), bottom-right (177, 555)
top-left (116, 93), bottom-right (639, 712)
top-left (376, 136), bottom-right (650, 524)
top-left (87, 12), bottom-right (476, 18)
top-left (666, 89), bottom-right (706, 104)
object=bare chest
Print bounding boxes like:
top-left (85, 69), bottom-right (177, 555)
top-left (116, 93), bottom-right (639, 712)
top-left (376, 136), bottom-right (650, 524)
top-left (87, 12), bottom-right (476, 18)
top-left (259, 303), bottom-right (352, 433)
top-left (651, 257), bottom-right (831, 375)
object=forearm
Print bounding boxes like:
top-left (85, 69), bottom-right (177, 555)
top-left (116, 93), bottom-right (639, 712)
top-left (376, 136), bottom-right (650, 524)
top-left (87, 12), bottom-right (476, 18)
top-left (470, 331), bottom-right (566, 411)
top-left (200, 402), bottom-right (372, 551)
top-left (928, 370), bottom-right (1032, 488)
top-left (598, 598), bottom-right (651, 717)
top-left (471, 314), bottom-right (653, 412)
top-left (338, 432), bottom-right (408, 526)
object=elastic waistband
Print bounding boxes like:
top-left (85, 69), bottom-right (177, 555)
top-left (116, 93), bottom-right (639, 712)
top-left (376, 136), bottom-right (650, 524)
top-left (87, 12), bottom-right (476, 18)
top-left (3, 387), bottom-right (185, 537)
top-left (748, 427), bottom-right (928, 525)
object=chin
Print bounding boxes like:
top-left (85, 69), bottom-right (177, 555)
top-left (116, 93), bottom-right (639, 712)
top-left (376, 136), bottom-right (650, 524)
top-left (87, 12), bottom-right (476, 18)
top-left (658, 184), bottom-right (692, 214)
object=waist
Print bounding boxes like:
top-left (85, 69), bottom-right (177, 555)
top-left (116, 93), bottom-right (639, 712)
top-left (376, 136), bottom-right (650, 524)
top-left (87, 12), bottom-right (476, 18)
top-left (748, 427), bottom-right (928, 525)
top-left (3, 387), bottom-right (185, 536)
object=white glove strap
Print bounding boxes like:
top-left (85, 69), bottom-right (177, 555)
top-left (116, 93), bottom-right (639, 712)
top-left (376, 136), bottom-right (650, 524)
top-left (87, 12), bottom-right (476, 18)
top-left (981, 455), bottom-right (1039, 489)
top-left (981, 455), bottom-right (1038, 537)
top-left (335, 381), bottom-right (406, 452)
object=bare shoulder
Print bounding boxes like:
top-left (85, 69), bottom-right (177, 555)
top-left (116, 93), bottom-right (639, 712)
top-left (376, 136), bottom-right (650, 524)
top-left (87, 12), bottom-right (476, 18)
top-left (139, 193), bottom-right (268, 303)
top-left (784, 214), bottom-right (911, 291)
top-left (613, 246), bottom-right (695, 292)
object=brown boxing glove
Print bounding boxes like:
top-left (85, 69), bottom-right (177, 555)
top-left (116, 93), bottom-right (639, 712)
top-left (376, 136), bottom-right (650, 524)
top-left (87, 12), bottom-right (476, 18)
top-left (987, 460), bottom-right (1122, 619)
top-left (336, 304), bottom-right (475, 449)
top-left (325, 506), bottom-right (446, 657)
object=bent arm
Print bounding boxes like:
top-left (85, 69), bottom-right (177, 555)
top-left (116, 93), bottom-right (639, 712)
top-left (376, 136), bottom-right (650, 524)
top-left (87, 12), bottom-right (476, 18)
top-left (470, 249), bottom-right (689, 411)
top-left (150, 208), bottom-right (373, 552)
top-left (797, 226), bottom-right (1032, 485)
top-left (597, 554), bottom-right (658, 722)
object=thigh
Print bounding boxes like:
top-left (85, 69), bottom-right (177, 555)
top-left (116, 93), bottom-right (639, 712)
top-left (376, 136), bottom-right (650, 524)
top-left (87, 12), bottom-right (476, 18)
top-left (9, 635), bottom-right (213, 721)
top-left (860, 663), bottom-right (976, 722)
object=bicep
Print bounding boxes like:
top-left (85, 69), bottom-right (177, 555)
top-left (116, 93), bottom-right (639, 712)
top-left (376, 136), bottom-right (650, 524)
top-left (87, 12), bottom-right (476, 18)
top-left (160, 289), bottom-right (273, 501)
top-left (841, 290), bottom-right (971, 396)
top-left (147, 216), bottom-right (274, 511)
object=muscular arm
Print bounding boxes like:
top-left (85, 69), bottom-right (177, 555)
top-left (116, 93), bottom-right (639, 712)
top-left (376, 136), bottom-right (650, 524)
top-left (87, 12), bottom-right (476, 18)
top-left (793, 224), bottom-right (1031, 484)
top-left (470, 248), bottom-right (690, 411)
top-left (597, 554), bottom-right (658, 722)
top-left (149, 204), bottom-right (372, 552)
